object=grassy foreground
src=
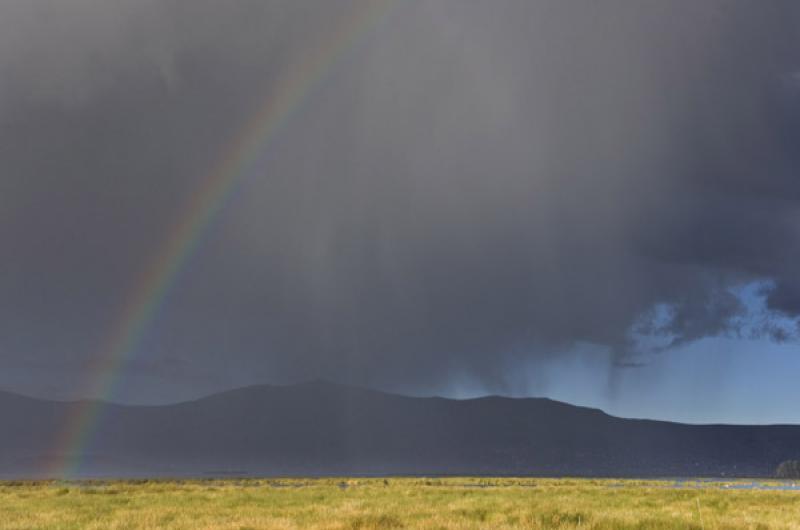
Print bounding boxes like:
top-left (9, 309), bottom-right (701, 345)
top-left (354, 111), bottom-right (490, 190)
top-left (1, 477), bottom-right (799, 530)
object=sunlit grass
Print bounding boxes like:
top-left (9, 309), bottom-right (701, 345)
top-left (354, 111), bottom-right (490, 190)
top-left (1, 477), bottom-right (799, 529)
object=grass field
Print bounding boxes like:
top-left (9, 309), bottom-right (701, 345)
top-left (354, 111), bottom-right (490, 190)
top-left (1, 477), bottom-right (799, 529)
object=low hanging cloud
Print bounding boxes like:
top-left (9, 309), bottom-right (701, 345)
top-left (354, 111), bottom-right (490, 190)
top-left (0, 0), bottom-right (799, 399)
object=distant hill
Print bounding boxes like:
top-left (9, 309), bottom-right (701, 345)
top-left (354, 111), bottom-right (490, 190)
top-left (1, 381), bottom-right (799, 478)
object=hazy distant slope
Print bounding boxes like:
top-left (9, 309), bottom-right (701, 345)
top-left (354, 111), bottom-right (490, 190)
top-left (1, 381), bottom-right (799, 478)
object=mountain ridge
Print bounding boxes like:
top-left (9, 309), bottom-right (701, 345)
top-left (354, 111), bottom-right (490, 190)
top-left (1, 380), bottom-right (799, 479)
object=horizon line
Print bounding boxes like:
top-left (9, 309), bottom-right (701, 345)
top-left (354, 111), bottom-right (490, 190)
top-left (1, 379), bottom-right (798, 428)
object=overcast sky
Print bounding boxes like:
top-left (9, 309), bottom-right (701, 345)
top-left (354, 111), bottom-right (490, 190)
top-left (1, 0), bottom-right (799, 424)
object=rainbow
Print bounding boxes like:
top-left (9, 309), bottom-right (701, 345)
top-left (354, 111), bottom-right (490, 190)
top-left (51, 0), bottom-right (395, 478)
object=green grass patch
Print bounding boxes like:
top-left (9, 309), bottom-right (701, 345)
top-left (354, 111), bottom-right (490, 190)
top-left (0, 477), bottom-right (798, 529)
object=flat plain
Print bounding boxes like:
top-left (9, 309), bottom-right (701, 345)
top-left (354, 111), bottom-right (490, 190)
top-left (1, 477), bottom-right (799, 530)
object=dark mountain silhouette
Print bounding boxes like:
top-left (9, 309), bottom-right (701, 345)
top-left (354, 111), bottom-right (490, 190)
top-left (1, 381), bottom-right (799, 478)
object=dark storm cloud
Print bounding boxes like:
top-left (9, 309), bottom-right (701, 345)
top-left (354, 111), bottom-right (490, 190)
top-left (1, 0), bottom-right (799, 400)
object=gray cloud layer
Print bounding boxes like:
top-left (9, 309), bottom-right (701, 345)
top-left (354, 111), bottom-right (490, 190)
top-left (1, 0), bottom-right (799, 400)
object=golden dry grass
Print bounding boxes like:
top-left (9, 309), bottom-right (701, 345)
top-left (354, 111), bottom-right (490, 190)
top-left (1, 477), bottom-right (799, 529)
